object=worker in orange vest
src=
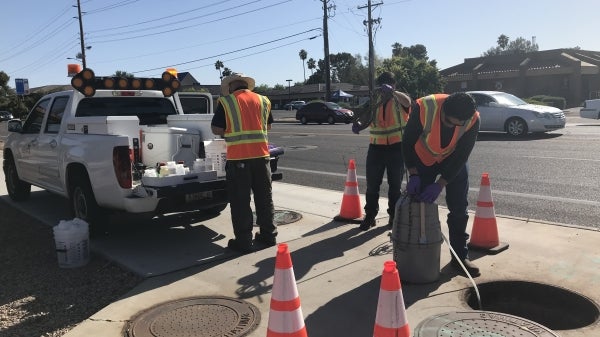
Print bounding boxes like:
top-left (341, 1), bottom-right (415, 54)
top-left (211, 73), bottom-right (276, 254)
top-left (353, 71), bottom-right (411, 231)
top-left (402, 92), bottom-right (481, 276)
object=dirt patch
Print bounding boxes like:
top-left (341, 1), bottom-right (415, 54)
top-left (0, 198), bottom-right (142, 336)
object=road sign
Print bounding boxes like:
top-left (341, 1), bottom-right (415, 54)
top-left (15, 78), bottom-right (30, 95)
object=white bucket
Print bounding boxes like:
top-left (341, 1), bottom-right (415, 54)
top-left (204, 139), bottom-right (227, 177)
top-left (53, 218), bottom-right (90, 268)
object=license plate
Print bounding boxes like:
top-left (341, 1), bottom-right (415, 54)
top-left (185, 191), bottom-right (212, 203)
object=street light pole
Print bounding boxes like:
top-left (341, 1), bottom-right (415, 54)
top-left (286, 79), bottom-right (292, 99)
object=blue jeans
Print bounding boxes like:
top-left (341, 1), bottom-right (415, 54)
top-left (417, 162), bottom-right (470, 260)
top-left (364, 143), bottom-right (404, 221)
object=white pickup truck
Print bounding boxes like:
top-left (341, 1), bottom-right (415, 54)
top-left (2, 69), bottom-right (282, 231)
top-left (580, 99), bottom-right (600, 119)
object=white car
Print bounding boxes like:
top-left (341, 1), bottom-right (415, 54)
top-left (467, 91), bottom-right (566, 136)
top-left (580, 99), bottom-right (600, 119)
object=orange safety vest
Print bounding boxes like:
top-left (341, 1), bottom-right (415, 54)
top-left (218, 89), bottom-right (271, 160)
top-left (369, 91), bottom-right (410, 145)
top-left (414, 94), bottom-right (479, 166)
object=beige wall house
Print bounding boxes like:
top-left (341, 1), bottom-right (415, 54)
top-left (441, 49), bottom-right (600, 108)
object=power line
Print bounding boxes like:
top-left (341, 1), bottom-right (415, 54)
top-left (88, 1), bottom-right (291, 44)
top-left (132, 28), bottom-right (321, 73)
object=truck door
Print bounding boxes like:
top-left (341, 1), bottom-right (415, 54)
top-left (32, 95), bottom-right (70, 192)
top-left (14, 98), bottom-right (51, 183)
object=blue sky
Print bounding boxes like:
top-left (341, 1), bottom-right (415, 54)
top-left (1, 0), bottom-right (598, 90)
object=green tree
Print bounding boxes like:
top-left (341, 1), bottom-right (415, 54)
top-left (254, 84), bottom-right (270, 94)
top-left (307, 58), bottom-right (316, 75)
top-left (222, 67), bottom-right (233, 77)
top-left (306, 52), bottom-right (368, 85)
top-left (299, 49), bottom-right (308, 82)
top-left (215, 60), bottom-right (224, 80)
top-left (114, 70), bottom-right (134, 77)
top-left (380, 44), bottom-right (443, 99)
top-left (497, 34), bottom-right (509, 50)
top-left (483, 35), bottom-right (539, 56)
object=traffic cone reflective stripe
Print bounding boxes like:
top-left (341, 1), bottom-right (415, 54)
top-left (469, 173), bottom-right (509, 254)
top-left (267, 244), bottom-right (308, 337)
top-left (373, 261), bottom-right (410, 337)
top-left (335, 159), bottom-right (362, 221)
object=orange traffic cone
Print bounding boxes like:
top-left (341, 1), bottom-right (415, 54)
top-left (267, 243), bottom-right (308, 337)
top-left (373, 260), bottom-right (410, 337)
top-left (468, 173), bottom-right (509, 254)
top-left (333, 159), bottom-right (362, 222)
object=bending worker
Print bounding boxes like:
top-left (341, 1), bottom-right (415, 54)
top-left (353, 71), bottom-right (411, 231)
top-left (402, 92), bottom-right (481, 276)
top-left (211, 73), bottom-right (277, 254)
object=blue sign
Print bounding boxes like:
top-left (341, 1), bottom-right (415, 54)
top-left (15, 78), bottom-right (29, 95)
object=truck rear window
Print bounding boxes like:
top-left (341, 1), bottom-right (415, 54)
top-left (75, 97), bottom-right (177, 125)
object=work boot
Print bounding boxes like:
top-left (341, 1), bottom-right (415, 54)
top-left (451, 257), bottom-right (481, 277)
top-left (254, 232), bottom-right (277, 247)
top-left (227, 238), bottom-right (253, 254)
top-left (359, 214), bottom-right (376, 231)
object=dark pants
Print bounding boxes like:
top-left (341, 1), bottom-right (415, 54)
top-left (417, 162), bottom-right (470, 260)
top-left (364, 143), bottom-right (404, 222)
top-left (225, 157), bottom-right (276, 244)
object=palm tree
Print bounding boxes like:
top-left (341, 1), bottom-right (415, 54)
top-left (215, 60), bottom-right (224, 80)
top-left (307, 58), bottom-right (316, 75)
top-left (222, 67), bottom-right (232, 77)
top-left (299, 49), bottom-right (308, 82)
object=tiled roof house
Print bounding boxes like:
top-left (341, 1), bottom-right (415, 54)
top-left (440, 49), bottom-right (600, 107)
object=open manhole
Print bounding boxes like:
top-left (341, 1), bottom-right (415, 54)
top-left (253, 210), bottom-right (302, 226)
top-left (465, 280), bottom-right (600, 330)
top-left (125, 296), bottom-right (260, 337)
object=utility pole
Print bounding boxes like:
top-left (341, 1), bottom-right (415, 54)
top-left (76, 0), bottom-right (87, 68)
top-left (358, 1), bottom-right (382, 104)
top-left (322, 0), bottom-right (334, 102)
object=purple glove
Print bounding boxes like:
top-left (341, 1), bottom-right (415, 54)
top-left (406, 175), bottom-right (421, 195)
top-left (381, 84), bottom-right (394, 93)
top-left (420, 183), bottom-right (443, 203)
top-left (352, 122), bottom-right (361, 134)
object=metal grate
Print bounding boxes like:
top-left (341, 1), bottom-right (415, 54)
top-left (126, 296), bottom-right (260, 337)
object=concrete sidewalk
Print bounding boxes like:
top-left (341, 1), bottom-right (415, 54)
top-left (57, 181), bottom-right (600, 337)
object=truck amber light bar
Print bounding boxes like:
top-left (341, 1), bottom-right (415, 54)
top-left (71, 68), bottom-right (181, 97)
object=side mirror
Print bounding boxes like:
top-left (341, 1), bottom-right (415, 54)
top-left (7, 119), bottom-right (23, 133)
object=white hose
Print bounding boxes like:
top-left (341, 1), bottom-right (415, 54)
top-left (441, 231), bottom-right (482, 310)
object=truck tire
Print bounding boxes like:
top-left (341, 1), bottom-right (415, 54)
top-left (204, 203), bottom-right (228, 215)
top-left (69, 171), bottom-right (106, 232)
top-left (3, 154), bottom-right (31, 201)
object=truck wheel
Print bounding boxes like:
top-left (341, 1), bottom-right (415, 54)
top-left (69, 172), bottom-right (106, 231)
top-left (204, 203), bottom-right (228, 215)
top-left (4, 154), bottom-right (31, 201)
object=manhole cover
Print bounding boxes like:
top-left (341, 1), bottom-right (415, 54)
top-left (414, 311), bottom-right (560, 337)
top-left (253, 210), bottom-right (302, 226)
top-left (126, 296), bottom-right (260, 337)
top-left (465, 280), bottom-right (600, 330)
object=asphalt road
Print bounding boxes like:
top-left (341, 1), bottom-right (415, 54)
top-left (2, 110), bottom-right (599, 229)
top-left (269, 109), bottom-right (600, 229)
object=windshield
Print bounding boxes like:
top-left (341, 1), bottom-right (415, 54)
top-left (325, 102), bottom-right (342, 109)
top-left (75, 97), bottom-right (177, 125)
top-left (491, 92), bottom-right (527, 106)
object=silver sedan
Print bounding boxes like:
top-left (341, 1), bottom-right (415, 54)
top-left (467, 91), bottom-right (566, 136)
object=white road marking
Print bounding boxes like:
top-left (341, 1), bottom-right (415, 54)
top-left (277, 166), bottom-right (600, 206)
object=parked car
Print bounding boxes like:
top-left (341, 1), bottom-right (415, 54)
top-left (467, 91), bottom-right (566, 136)
top-left (295, 101), bottom-right (354, 125)
top-left (580, 99), bottom-right (600, 119)
top-left (0, 111), bottom-right (13, 121)
top-left (283, 100), bottom-right (306, 110)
